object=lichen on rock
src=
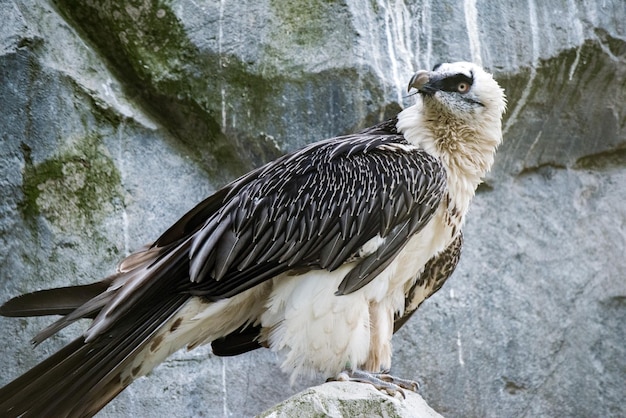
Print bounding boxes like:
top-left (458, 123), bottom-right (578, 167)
top-left (20, 134), bottom-right (123, 234)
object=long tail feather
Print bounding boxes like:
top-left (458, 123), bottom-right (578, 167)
top-left (0, 293), bottom-right (187, 418)
top-left (0, 280), bottom-right (113, 317)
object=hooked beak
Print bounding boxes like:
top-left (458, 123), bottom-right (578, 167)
top-left (407, 70), bottom-right (430, 93)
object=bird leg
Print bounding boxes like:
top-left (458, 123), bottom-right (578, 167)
top-left (327, 369), bottom-right (419, 398)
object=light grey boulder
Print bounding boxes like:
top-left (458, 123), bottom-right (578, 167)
top-left (258, 382), bottom-right (442, 418)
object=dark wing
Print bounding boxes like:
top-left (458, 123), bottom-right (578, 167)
top-left (393, 232), bottom-right (463, 333)
top-left (149, 116), bottom-right (400, 250)
top-left (185, 132), bottom-right (447, 299)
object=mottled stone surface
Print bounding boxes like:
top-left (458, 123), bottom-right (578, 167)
top-left (258, 381), bottom-right (442, 418)
top-left (0, 0), bottom-right (624, 417)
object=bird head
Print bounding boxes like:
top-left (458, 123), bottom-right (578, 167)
top-left (398, 62), bottom-right (506, 194)
top-left (407, 61), bottom-right (506, 124)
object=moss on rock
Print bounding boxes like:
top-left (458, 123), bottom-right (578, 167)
top-left (52, 0), bottom-right (290, 180)
top-left (20, 134), bottom-right (123, 233)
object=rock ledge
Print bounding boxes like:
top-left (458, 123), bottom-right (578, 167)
top-left (258, 381), bottom-right (442, 418)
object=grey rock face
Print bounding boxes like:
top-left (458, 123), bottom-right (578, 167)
top-left (0, 0), bottom-right (624, 417)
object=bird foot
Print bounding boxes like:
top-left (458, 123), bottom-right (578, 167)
top-left (327, 369), bottom-right (419, 399)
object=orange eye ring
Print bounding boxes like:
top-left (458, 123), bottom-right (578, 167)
top-left (457, 82), bottom-right (470, 94)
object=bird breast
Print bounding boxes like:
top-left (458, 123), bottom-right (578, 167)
top-left (259, 200), bottom-right (457, 379)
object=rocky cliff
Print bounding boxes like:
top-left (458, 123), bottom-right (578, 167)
top-left (0, 1), bottom-right (624, 417)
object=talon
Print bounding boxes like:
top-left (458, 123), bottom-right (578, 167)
top-left (375, 372), bottom-right (420, 392)
top-left (328, 369), bottom-right (419, 398)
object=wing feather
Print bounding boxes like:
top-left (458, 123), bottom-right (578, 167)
top-left (185, 124), bottom-right (447, 299)
top-left (393, 232), bottom-right (463, 332)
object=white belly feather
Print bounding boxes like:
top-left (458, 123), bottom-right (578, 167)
top-left (260, 205), bottom-right (454, 379)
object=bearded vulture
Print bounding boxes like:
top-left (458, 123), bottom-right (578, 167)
top-left (0, 61), bottom-right (506, 417)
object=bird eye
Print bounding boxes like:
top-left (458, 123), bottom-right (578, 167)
top-left (457, 82), bottom-right (470, 94)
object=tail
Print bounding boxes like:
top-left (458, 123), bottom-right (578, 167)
top-left (0, 243), bottom-right (192, 418)
top-left (0, 290), bottom-right (187, 417)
